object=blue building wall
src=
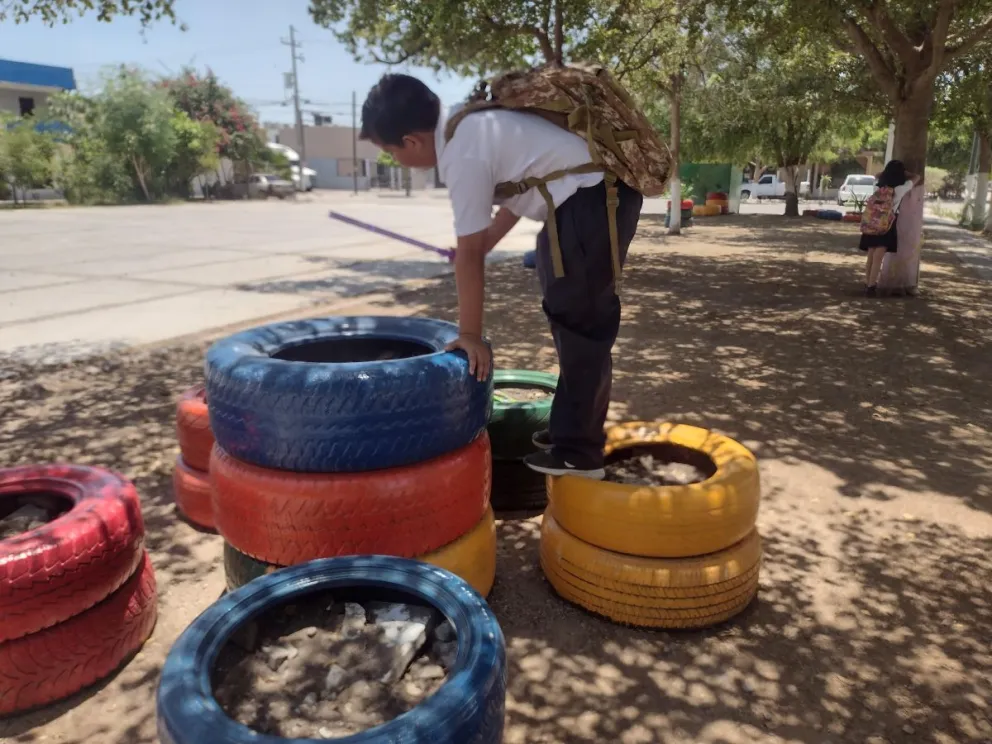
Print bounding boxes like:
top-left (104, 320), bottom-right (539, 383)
top-left (0, 58), bottom-right (76, 90)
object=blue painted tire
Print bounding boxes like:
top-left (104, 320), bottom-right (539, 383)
top-left (205, 317), bottom-right (493, 472)
top-left (522, 250), bottom-right (536, 269)
top-left (157, 557), bottom-right (506, 744)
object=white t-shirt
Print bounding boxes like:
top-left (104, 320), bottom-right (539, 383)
top-left (436, 104), bottom-right (604, 237)
top-left (892, 179), bottom-right (915, 213)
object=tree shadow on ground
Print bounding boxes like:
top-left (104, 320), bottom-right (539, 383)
top-left (1, 214), bottom-right (989, 743)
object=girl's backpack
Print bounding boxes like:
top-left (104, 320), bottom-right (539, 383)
top-left (860, 187), bottom-right (896, 235)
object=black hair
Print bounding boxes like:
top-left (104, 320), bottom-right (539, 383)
top-left (360, 74), bottom-right (441, 145)
top-left (876, 159), bottom-right (907, 189)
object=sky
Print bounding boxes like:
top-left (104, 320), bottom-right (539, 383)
top-left (0, 0), bottom-right (475, 126)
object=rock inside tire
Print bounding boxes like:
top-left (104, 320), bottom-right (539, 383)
top-left (205, 316), bottom-right (493, 472)
top-left (158, 557), bottom-right (506, 744)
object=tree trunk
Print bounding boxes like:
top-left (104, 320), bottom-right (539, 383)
top-left (878, 84), bottom-right (934, 294)
top-left (972, 131), bottom-right (990, 230)
top-left (552, 0), bottom-right (564, 65)
top-left (132, 155), bottom-right (151, 202)
top-left (783, 164), bottom-right (800, 217)
top-left (668, 82), bottom-right (682, 235)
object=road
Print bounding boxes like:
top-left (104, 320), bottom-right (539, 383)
top-left (0, 191), bottom-right (541, 362)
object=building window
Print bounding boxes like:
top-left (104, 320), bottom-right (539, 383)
top-left (18, 97), bottom-right (35, 117)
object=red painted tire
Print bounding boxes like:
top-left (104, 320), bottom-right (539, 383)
top-left (211, 433), bottom-right (492, 565)
top-left (0, 552), bottom-right (157, 716)
top-left (843, 212), bottom-right (862, 223)
top-left (0, 465), bottom-right (145, 644)
top-left (172, 457), bottom-right (214, 530)
top-left (176, 386), bottom-right (213, 472)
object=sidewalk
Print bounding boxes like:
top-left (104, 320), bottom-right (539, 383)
top-left (925, 218), bottom-right (992, 281)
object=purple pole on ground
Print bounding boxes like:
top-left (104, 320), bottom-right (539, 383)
top-left (328, 210), bottom-right (455, 261)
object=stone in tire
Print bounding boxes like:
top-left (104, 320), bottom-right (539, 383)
top-left (224, 507), bottom-right (498, 598)
top-left (0, 552), bottom-right (157, 715)
top-left (205, 316), bottom-right (493, 472)
top-left (0, 464), bottom-right (145, 644)
top-left (172, 457), bottom-right (214, 531)
top-left (490, 460), bottom-right (548, 513)
top-left (176, 385), bottom-right (213, 472)
top-left (210, 433), bottom-right (492, 565)
top-left (488, 370), bottom-right (556, 460)
top-left (541, 513), bottom-right (761, 629)
top-left (549, 422), bottom-right (760, 558)
top-left (158, 557), bottom-right (506, 744)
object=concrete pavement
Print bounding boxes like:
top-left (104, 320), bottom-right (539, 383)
top-left (0, 191), bottom-right (541, 362)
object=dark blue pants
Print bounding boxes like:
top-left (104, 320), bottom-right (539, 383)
top-left (535, 179), bottom-right (643, 468)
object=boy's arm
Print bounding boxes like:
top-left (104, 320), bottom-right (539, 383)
top-left (446, 229), bottom-right (491, 381)
top-left (485, 207), bottom-right (520, 253)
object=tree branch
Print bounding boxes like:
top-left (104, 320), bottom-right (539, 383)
top-left (553, 0), bottom-right (564, 64)
top-left (924, 0), bottom-right (957, 75)
top-left (945, 14), bottom-right (992, 61)
top-left (843, 16), bottom-right (899, 101)
top-left (867, 0), bottom-right (919, 68)
top-left (481, 13), bottom-right (554, 63)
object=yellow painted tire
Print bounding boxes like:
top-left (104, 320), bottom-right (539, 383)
top-left (691, 205), bottom-right (707, 217)
top-left (548, 422), bottom-right (759, 558)
top-left (540, 513), bottom-right (761, 628)
top-left (418, 506), bottom-right (497, 598)
top-left (705, 198), bottom-right (729, 210)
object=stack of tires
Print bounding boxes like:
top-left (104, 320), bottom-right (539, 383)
top-left (664, 198), bottom-right (695, 228)
top-left (205, 316), bottom-right (498, 598)
top-left (540, 423), bottom-right (762, 629)
top-left (0, 465), bottom-right (157, 715)
top-left (173, 385), bottom-right (215, 530)
top-left (706, 191), bottom-right (730, 214)
top-left (487, 370), bottom-right (557, 513)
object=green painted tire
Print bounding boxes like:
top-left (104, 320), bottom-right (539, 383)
top-left (488, 370), bottom-right (557, 461)
top-left (223, 542), bottom-right (283, 591)
top-left (491, 460), bottom-right (548, 513)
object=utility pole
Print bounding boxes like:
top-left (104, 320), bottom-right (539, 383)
top-left (281, 26), bottom-right (306, 167)
top-left (352, 90), bottom-right (358, 195)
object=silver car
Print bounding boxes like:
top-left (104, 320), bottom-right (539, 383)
top-left (248, 173), bottom-right (296, 200)
top-left (837, 174), bottom-right (876, 205)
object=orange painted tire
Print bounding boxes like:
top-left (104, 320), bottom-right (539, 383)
top-left (210, 433), bottom-right (492, 565)
top-left (176, 386), bottom-right (213, 472)
top-left (172, 457), bottom-right (214, 530)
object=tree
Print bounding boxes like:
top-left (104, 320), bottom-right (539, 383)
top-left (935, 49), bottom-right (992, 230)
top-left (728, 0), bottom-right (992, 290)
top-left (309, 0), bottom-right (626, 76)
top-left (97, 68), bottom-right (177, 201)
top-left (616, 0), bottom-right (710, 234)
top-left (162, 68), bottom-right (270, 176)
top-left (0, 0), bottom-right (178, 25)
top-left (167, 112), bottom-right (220, 197)
top-left (1, 120), bottom-right (56, 203)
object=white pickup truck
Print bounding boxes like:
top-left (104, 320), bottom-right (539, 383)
top-left (740, 173), bottom-right (786, 201)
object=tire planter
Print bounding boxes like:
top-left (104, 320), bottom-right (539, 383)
top-left (0, 552), bottom-right (157, 715)
top-left (548, 422), bottom-right (760, 559)
top-left (541, 513), bottom-right (761, 629)
top-left (205, 316), bottom-right (493, 473)
top-left (223, 508), bottom-right (498, 598)
top-left (842, 212), bottom-right (862, 223)
top-left (158, 557), bottom-right (506, 744)
top-left (0, 464), bottom-right (145, 643)
top-left (488, 370), bottom-right (557, 460)
top-left (210, 434), bottom-right (492, 565)
top-left (490, 460), bottom-right (548, 513)
top-left (816, 209), bottom-right (843, 221)
top-left (172, 456), bottom-right (214, 531)
top-left (522, 250), bottom-right (537, 269)
top-left (176, 385), bottom-right (214, 472)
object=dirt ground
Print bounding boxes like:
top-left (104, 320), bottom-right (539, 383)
top-left (1, 214), bottom-right (990, 744)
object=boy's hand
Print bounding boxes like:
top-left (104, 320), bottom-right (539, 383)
top-left (446, 333), bottom-right (492, 381)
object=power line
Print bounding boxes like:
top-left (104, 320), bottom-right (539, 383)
top-left (280, 25), bottom-right (306, 164)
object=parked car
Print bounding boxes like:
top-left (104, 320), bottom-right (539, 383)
top-left (248, 173), bottom-right (296, 200)
top-left (740, 173), bottom-right (786, 201)
top-left (837, 174), bottom-right (877, 205)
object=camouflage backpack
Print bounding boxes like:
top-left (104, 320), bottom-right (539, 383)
top-left (444, 63), bottom-right (673, 289)
top-left (860, 186), bottom-right (896, 235)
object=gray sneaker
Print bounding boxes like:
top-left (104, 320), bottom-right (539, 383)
top-left (523, 451), bottom-right (605, 480)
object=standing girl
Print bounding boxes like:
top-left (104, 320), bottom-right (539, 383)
top-left (859, 160), bottom-right (921, 296)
